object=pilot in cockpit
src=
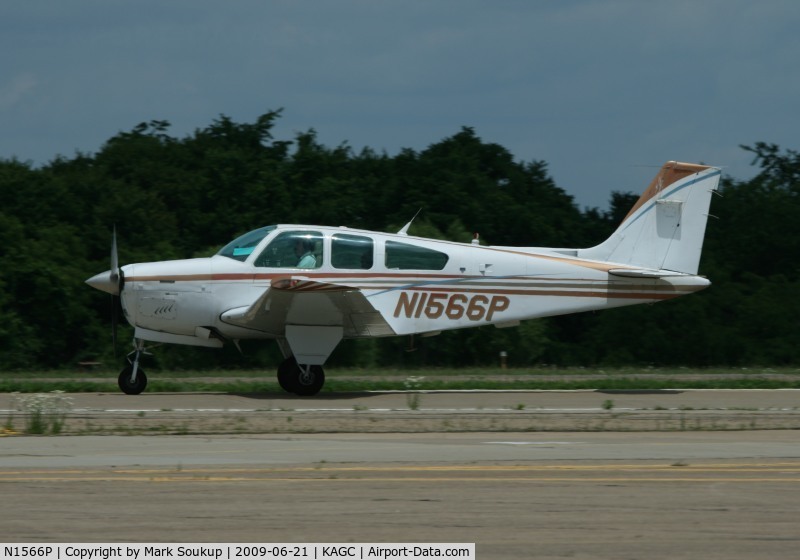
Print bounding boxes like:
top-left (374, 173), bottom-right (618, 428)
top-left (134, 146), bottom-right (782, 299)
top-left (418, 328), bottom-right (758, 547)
top-left (294, 238), bottom-right (317, 268)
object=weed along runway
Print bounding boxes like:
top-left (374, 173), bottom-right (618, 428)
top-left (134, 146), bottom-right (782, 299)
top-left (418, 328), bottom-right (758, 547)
top-left (3, 391), bottom-right (800, 559)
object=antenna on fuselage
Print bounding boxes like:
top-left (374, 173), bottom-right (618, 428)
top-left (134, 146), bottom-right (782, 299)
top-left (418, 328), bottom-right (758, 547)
top-left (397, 208), bottom-right (422, 235)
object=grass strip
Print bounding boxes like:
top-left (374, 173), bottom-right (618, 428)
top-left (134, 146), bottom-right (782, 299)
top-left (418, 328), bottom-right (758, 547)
top-left (3, 370), bottom-right (800, 393)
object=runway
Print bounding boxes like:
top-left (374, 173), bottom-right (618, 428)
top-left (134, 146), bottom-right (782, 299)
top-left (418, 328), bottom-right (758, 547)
top-left (2, 391), bottom-right (800, 558)
top-left (2, 431), bottom-right (800, 558)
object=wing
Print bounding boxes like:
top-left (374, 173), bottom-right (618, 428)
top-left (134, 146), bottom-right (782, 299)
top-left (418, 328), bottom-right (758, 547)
top-left (220, 277), bottom-right (395, 338)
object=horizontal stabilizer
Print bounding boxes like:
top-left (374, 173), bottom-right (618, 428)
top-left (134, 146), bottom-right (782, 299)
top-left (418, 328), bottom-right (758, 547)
top-left (608, 268), bottom-right (691, 278)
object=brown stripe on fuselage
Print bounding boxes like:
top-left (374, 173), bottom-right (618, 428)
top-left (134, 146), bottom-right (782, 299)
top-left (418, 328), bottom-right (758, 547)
top-left (476, 247), bottom-right (620, 272)
top-left (388, 286), bottom-right (687, 300)
top-left (127, 272), bottom-right (465, 283)
top-left (126, 269), bottom-right (702, 302)
top-left (127, 273), bottom-right (695, 292)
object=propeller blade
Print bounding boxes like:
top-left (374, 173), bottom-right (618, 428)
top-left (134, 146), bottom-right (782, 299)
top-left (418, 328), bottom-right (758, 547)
top-left (86, 227), bottom-right (123, 295)
top-left (110, 225), bottom-right (119, 284)
top-left (111, 294), bottom-right (119, 357)
top-left (111, 226), bottom-right (122, 357)
top-left (86, 226), bottom-right (125, 357)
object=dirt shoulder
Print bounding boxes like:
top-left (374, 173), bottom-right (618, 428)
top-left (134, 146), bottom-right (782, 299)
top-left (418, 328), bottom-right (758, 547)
top-left (3, 390), bottom-right (799, 435)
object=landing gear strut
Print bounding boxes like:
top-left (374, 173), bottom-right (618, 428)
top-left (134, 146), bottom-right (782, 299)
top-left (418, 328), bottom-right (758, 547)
top-left (118, 339), bottom-right (149, 395)
top-left (277, 356), bottom-right (325, 396)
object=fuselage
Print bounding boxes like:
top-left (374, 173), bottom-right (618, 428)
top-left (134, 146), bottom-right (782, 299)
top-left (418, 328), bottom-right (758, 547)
top-left (114, 224), bottom-right (709, 346)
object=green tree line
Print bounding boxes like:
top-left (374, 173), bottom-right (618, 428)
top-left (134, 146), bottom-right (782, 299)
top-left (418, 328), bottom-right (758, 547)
top-left (0, 112), bottom-right (797, 371)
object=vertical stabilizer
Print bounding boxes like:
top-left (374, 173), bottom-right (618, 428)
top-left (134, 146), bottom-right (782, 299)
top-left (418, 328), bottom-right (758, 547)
top-left (579, 161), bottom-right (721, 274)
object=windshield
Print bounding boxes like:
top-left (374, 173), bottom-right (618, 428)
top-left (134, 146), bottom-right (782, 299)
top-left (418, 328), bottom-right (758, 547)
top-left (216, 226), bottom-right (277, 261)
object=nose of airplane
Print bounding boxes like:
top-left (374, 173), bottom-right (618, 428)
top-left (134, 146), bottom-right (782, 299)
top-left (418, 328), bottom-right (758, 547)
top-left (86, 269), bottom-right (120, 295)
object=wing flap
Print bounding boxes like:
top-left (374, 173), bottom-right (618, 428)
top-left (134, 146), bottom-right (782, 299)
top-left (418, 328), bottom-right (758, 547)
top-left (220, 278), bottom-right (395, 337)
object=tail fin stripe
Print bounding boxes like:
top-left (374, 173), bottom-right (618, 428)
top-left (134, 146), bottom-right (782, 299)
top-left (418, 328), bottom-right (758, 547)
top-left (579, 162), bottom-right (721, 275)
top-left (616, 169), bottom-right (720, 236)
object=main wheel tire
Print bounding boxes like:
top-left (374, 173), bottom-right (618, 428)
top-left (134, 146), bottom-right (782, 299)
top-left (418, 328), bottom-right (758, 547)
top-left (118, 365), bottom-right (147, 395)
top-left (277, 357), bottom-right (325, 396)
top-left (277, 357), bottom-right (300, 393)
top-left (295, 364), bottom-right (324, 396)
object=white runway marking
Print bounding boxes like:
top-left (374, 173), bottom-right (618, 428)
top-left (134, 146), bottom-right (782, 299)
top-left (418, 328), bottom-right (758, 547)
top-left (484, 441), bottom-right (583, 445)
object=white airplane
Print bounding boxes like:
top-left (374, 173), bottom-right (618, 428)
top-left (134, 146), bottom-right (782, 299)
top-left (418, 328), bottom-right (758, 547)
top-left (86, 161), bottom-right (721, 395)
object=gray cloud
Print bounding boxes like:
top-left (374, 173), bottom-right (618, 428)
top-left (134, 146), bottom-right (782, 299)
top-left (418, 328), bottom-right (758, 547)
top-left (1, 0), bottom-right (798, 209)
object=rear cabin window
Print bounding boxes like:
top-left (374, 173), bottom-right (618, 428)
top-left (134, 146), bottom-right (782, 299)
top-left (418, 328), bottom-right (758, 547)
top-left (331, 234), bottom-right (374, 269)
top-left (385, 240), bottom-right (449, 270)
top-left (254, 230), bottom-right (323, 269)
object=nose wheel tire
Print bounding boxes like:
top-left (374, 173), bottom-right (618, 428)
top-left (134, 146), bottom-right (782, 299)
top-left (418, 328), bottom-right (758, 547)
top-left (277, 357), bottom-right (325, 396)
top-left (118, 365), bottom-right (148, 395)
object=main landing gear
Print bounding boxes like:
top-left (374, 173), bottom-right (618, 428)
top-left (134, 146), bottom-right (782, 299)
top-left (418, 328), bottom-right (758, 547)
top-left (274, 330), bottom-right (334, 397)
top-left (118, 339), bottom-right (149, 395)
top-left (115, 337), bottom-right (327, 397)
top-left (277, 356), bottom-right (325, 396)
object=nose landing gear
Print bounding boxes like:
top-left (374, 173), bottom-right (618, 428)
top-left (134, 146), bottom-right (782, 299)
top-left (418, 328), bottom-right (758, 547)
top-left (118, 339), bottom-right (150, 395)
top-left (118, 364), bottom-right (147, 395)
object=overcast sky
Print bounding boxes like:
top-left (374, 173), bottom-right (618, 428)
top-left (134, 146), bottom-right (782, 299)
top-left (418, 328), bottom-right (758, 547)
top-left (2, 0), bottom-right (799, 210)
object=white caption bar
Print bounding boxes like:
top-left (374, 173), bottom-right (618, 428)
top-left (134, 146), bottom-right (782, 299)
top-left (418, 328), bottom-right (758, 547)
top-left (1, 544), bottom-right (475, 560)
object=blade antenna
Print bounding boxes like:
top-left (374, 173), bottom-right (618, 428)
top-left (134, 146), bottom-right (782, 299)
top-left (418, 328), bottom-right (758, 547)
top-left (397, 208), bottom-right (422, 236)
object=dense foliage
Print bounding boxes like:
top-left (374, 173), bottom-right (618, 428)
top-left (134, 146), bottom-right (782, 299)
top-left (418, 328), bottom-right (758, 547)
top-left (1, 113), bottom-right (797, 370)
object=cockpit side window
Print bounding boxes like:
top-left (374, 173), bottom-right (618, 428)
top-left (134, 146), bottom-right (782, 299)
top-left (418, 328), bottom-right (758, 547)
top-left (331, 234), bottom-right (374, 269)
top-left (254, 230), bottom-right (324, 269)
top-left (216, 226), bottom-right (277, 262)
top-left (385, 240), bottom-right (449, 270)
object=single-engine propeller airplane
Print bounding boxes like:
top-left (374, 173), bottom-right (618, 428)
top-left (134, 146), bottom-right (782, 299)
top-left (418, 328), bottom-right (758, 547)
top-left (87, 161), bottom-right (721, 395)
